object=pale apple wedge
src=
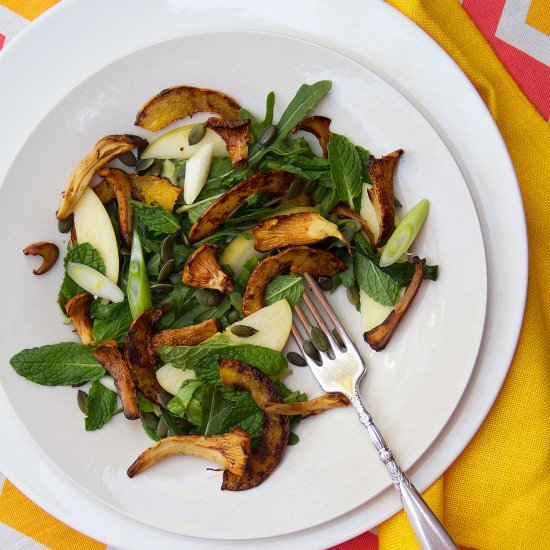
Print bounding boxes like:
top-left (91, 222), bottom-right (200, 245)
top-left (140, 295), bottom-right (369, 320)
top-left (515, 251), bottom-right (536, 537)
top-left (219, 235), bottom-right (262, 278)
top-left (140, 124), bottom-right (228, 160)
top-left (224, 300), bottom-right (292, 351)
top-left (183, 142), bottom-right (214, 205)
top-left (360, 183), bottom-right (379, 245)
top-left (73, 187), bottom-right (119, 284)
top-left (360, 288), bottom-right (405, 333)
top-left (156, 363), bottom-right (196, 395)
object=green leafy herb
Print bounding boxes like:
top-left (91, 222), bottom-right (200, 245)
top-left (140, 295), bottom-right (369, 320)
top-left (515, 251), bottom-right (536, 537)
top-left (10, 343), bottom-right (104, 386)
top-left (328, 134), bottom-right (363, 208)
top-left (91, 300), bottom-right (133, 343)
top-left (85, 380), bottom-right (118, 431)
top-left (130, 200), bottom-right (180, 235)
top-left (356, 145), bottom-right (372, 184)
top-left (354, 254), bottom-right (401, 307)
top-left (168, 379), bottom-right (204, 417)
top-left (59, 243), bottom-right (105, 301)
top-left (265, 275), bottom-right (304, 307)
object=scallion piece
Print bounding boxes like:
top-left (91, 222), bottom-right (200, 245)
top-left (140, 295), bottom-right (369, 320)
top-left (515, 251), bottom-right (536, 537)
top-left (127, 227), bottom-right (152, 318)
top-left (379, 199), bottom-right (429, 267)
top-left (66, 262), bottom-right (124, 303)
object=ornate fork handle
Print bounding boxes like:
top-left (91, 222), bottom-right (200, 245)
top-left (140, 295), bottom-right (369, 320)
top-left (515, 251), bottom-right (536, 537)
top-left (350, 390), bottom-right (458, 550)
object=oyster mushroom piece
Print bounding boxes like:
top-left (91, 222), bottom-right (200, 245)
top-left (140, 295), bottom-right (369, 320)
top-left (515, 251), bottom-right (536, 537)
top-left (92, 340), bottom-right (140, 420)
top-left (134, 86), bottom-right (242, 132)
top-left (64, 293), bottom-right (93, 345)
top-left (242, 246), bottom-right (345, 316)
top-left (332, 203), bottom-right (375, 245)
top-left (252, 211), bottom-right (347, 252)
top-left (182, 243), bottom-right (234, 294)
top-left (124, 307), bottom-right (220, 403)
top-left (56, 134), bottom-right (148, 221)
top-left (188, 170), bottom-right (296, 243)
top-left (365, 256), bottom-right (424, 351)
top-left (264, 392), bottom-right (349, 418)
top-left (97, 168), bottom-right (133, 248)
top-left (127, 428), bottom-right (251, 478)
top-left (291, 115), bottom-right (332, 157)
top-left (219, 359), bottom-right (290, 491)
top-left (204, 118), bottom-right (251, 169)
top-left (23, 241), bottom-right (59, 275)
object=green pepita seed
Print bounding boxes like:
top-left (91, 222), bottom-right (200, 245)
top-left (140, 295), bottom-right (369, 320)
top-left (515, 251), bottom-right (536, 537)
top-left (158, 259), bottom-right (176, 282)
top-left (394, 197), bottom-right (402, 208)
top-left (332, 328), bottom-right (345, 349)
top-left (157, 392), bottom-right (172, 409)
top-left (146, 158), bottom-right (164, 176)
top-left (180, 231), bottom-right (190, 247)
top-left (263, 196), bottom-right (282, 208)
top-left (258, 124), bottom-right (278, 147)
top-left (310, 326), bottom-right (330, 352)
top-left (57, 213), bottom-right (74, 234)
top-left (287, 178), bottom-right (303, 200)
top-left (169, 271), bottom-right (183, 285)
top-left (118, 151), bottom-right (137, 167)
top-left (287, 351), bottom-right (307, 367)
top-left (176, 163), bottom-right (186, 180)
top-left (347, 284), bottom-right (360, 305)
top-left (227, 310), bottom-right (239, 324)
top-left (120, 247), bottom-right (131, 256)
top-left (341, 223), bottom-right (357, 243)
top-left (161, 235), bottom-right (174, 262)
top-left (156, 418), bottom-right (168, 438)
top-left (303, 179), bottom-right (317, 196)
top-left (289, 432), bottom-right (300, 445)
top-left (137, 158), bottom-right (154, 172)
top-left (317, 276), bottom-right (333, 291)
top-left (230, 324), bottom-right (258, 338)
top-left (327, 213), bottom-right (338, 224)
top-left (196, 288), bottom-right (224, 307)
top-left (188, 124), bottom-right (207, 146)
top-left (150, 283), bottom-right (175, 294)
top-left (141, 412), bottom-right (159, 431)
top-left (303, 340), bottom-right (321, 362)
top-left (77, 390), bottom-right (88, 413)
top-left (159, 296), bottom-right (173, 313)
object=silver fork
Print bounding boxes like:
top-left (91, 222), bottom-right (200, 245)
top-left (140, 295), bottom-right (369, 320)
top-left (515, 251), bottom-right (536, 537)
top-left (292, 273), bottom-right (458, 550)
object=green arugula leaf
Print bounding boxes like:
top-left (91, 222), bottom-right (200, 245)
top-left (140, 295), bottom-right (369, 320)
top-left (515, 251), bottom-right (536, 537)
top-left (130, 200), bottom-right (180, 235)
top-left (10, 343), bottom-right (104, 386)
top-left (328, 134), bottom-right (363, 208)
top-left (59, 243), bottom-right (106, 301)
top-left (85, 380), bottom-right (118, 431)
top-left (91, 300), bottom-right (133, 343)
top-left (265, 275), bottom-right (304, 307)
top-left (354, 254), bottom-right (401, 306)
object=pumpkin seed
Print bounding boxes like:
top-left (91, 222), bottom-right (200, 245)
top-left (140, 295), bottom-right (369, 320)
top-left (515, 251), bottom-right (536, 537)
top-left (394, 196), bottom-right (402, 208)
top-left (169, 271), bottom-right (183, 285)
top-left (263, 196), bottom-right (282, 208)
top-left (341, 223), bottom-right (357, 243)
top-left (317, 276), bottom-right (333, 291)
top-left (180, 231), bottom-right (190, 247)
top-left (347, 284), bottom-right (360, 305)
top-left (77, 390), bottom-right (88, 413)
top-left (158, 259), bottom-right (175, 282)
top-left (150, 283), bottom-right (175, 294)
top-left (137, 158), bottom-right (154, 172)
top-left (303, 340), bottom-right (320, 362)
top-left (332, 328), bottom-right (345, 349)
top-left (196, 288), bottom-right (224, 307)
top-left (230, 324), bottom-right (258, 338)
top-left (287, 351), bottom-right (307, 367)
top-left (156, 392), bottom-right (172, 409)
top-left (176, 163), bottom-right (186, 180)
top-left (146, 158), bottom-right (164, 176)
top-left (188, 124), bottom-right (206, 146)
top-left (258, 124), bottom-right (278, 147)
top-left (287, 178), bottom-right (303, 200)
top-left (159, 296), bottom-right (173, 313)
top-left (57, 213), bottom-right (74, 234)
top-left (289, 432), bottom-right (300, 445)
top-left (118, 151), bottom-right (137, 167)
top-left (160, 235), bottom-right (174, 262)
top-left (141, 412), bottom-right (159, 431)
top-left (327, 213), bottom-right (338, 224)
top-left (310, 326), bottom-right (330, 352)
top-left (303, 180), bottom-right (317, 196)
top-left (156, 417), bottom-right (168, 438)
top-left (227, 310), bottom-right (239, 324)
top-left (120, 247), bottom-right (131, 256)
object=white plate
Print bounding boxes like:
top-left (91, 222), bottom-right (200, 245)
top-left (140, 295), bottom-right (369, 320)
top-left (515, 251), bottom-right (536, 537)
top-left (0, 1), bottom-right (526, 548)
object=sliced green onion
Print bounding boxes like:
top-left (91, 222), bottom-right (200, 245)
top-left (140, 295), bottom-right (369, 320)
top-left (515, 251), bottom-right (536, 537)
top-left (379, 199), bottom-right (429, 267)
top-left (66, 262), bottom-right (124, 302)
top-left (128, 227), bottom-right (152, 318)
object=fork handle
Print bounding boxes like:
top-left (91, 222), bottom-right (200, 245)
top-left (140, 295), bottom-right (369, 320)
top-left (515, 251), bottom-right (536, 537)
top-left (350, 393), bottom-right (458, 550)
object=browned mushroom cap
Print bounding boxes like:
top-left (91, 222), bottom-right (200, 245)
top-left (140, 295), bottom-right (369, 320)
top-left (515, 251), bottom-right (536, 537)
top-left (92, 340), bottom-right (140, 420)
top-left (332, 202), bottom-right (375, 245)
top-left (127, 428), bottom-right (251, 478)
top-left (182, 243), bottom-right (234, 294)
top-left (242, 246), bottom-right (345, 316)
top-left (124, 307), bottom-right (221, 403)
top-left (365, 257), bottom-right (424, 351)
top-left (264, 392), bottom-right (349, 418)
top-left (23, 242), bottom-right (59, 275)
top-left (291, 115), bottom-right (331, 157)
top-left (252, 212), bottom-right (346, 252)
top-left (188, 170), bottom-right (296, 243)
top-left (134, 86), bottom-right (242, 132)
top-left (220, 359), bottom-right (289, 491)
top-left (56, 134), bottom-right (148, 220)
top-left (204, 118), bottom-right (251, 169)
top-left (97, 167), bottom-right (133, 248)
top-left (367, 149), bottom-right (403, 247)
top-left (64, 293), bottom-right (93, 345)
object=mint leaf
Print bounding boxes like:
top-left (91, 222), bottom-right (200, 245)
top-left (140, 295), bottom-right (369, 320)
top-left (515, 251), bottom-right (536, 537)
top-left (10, 342), bottom-right (104, 386)
top-left (354, 254), bottom-right (400, 306)
top-left (85, 380), bottom-right (117, 431)
top-left (265, 275), bottom-right (304, 307)
top-left (168, 380), bottom-right (204, 417)
top-left (356, 145), bottom-right (372, 184)
top-left (208, 388), bottom-right (263, 438)
top-left (130, 200), bottom-right (180, 235)
top-left (91, 300), bottom-right (133, 343)
top-left (328, 134), bottom-right (363, 208)
top-left (60, 243), bottom-right (105, 301)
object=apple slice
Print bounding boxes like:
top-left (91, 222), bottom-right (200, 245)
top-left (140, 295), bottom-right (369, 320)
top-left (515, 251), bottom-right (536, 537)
top-left (73, 187), bottom-right (119, 283)
top-left (360, 183), bottom-right (380, 245)
top-left (360, 288), bottom-right (405, 332)
top-left (156, 363), bottom-right (196, 395)
top-left (224, 300), bottom-right (292, 351)
top-left (183, 142), bottom-right (214, 205)
top-left (140, 124), bottom-right (227, 160)
top-left (219, 235), bottom-right (262, 278)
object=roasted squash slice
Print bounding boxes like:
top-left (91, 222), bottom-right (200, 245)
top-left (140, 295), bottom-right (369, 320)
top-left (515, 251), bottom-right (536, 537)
top-left (182, 243), bottom-right (234, 293)
top-left (188, 170), bottom-right (296, 243)
top-left (332, 202), bottom-right (375, 245)
top-left (204, 118), bottom-right (251, 169)
top-left (219, 359), bottom-right (290, 491)
top-left (134, 86), bottom-right (241, 132)
top-left (291, 115), bottom-right (331, 157)
top-left (242, 246), bottom-right (345, 316)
